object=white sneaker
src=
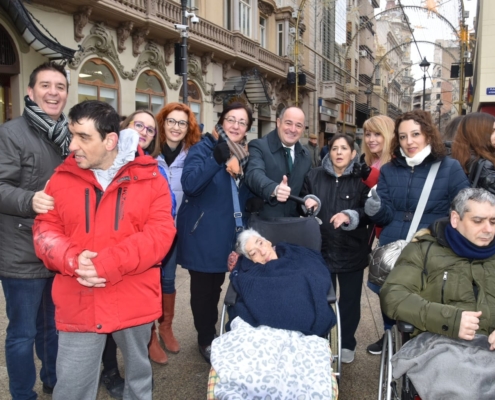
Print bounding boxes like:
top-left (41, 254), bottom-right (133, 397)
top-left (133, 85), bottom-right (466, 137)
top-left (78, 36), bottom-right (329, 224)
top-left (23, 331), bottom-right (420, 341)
top-left (340, 348), bottom-right (355, 364)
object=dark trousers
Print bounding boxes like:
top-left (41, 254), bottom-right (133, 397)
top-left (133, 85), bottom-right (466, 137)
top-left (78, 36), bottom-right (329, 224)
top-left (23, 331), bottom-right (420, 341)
top-left (188, 270), bottom-right (225, 346)
top-left (332, 269), bottom-right (364, 351)
top-left (102, 335), bottom-right (118, 372)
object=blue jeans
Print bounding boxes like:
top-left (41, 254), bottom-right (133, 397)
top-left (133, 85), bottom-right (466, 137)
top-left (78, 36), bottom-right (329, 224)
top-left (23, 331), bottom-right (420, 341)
top-left (161, 237), bottom-right (178, 294)
top-left (1, 277), bottom-right (57, 400)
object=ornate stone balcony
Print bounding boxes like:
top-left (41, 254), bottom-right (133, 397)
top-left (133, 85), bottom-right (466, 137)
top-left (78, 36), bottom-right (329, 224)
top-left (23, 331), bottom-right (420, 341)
top-left (35, 0), bottom-right (291, 79)
top-left (116, 0), bottom-right (290, 77)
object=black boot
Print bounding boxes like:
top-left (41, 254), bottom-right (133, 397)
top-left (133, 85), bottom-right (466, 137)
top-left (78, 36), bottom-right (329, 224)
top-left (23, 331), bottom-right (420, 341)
top-left (100, 368), bottom-right (125, 399)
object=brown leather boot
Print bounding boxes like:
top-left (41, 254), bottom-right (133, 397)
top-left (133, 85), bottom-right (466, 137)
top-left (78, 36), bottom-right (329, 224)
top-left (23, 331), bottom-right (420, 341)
top-left (148, 323), bottom-right (168, 364)
top-left (158, 292), bottom-right (180, 353)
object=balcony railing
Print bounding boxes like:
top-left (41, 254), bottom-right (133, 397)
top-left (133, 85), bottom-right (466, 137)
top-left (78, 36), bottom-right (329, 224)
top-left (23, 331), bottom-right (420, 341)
top-left (94, 0), bottom-right (289, 77)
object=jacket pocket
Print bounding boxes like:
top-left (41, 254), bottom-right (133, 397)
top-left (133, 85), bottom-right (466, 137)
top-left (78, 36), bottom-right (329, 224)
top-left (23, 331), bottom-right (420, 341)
top-left (338, 190), bottom-right (358, 208)
top-left (190, 211), bottom-right (204, 234)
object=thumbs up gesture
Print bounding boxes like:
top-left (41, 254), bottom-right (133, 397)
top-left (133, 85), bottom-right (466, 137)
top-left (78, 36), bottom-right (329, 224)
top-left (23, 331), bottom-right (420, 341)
top-left (275, 175), bottom-right (291, 202)
top-left (364, 188), bottom-right (381, 217)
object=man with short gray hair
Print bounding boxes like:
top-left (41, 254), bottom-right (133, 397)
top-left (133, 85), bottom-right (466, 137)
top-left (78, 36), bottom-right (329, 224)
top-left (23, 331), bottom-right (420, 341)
top-left (380, 188), bottom-right (495, 399)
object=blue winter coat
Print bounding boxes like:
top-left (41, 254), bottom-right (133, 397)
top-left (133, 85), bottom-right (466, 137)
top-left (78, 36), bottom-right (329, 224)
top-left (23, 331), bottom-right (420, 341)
top-left (371, 153), bottom-right (470, 246)
top-left (177, 134), bottom-right (249, 273)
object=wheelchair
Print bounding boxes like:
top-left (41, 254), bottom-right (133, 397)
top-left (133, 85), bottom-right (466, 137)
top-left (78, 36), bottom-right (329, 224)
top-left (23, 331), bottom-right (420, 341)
top-left (218, 207), bottom-right (342, 383)
top-left (378, 321), bottom-right (420, 400)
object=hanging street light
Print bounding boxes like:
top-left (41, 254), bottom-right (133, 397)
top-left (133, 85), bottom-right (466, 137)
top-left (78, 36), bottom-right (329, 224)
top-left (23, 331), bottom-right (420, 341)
top-left (420, 57), bottom-right (430, 111)
top-left (364, 87), bottom-right (373, 118)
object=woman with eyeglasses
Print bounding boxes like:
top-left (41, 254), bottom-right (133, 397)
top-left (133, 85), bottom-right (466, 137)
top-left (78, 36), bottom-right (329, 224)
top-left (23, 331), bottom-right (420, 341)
top-left (148, 103), bottom-right (202, 363)
top-left (96, 109), bottom-right (178, 397)
top-left (123, 110), bottom-right (183, 365)
top-left (176, 102), bottom-right (253, 363)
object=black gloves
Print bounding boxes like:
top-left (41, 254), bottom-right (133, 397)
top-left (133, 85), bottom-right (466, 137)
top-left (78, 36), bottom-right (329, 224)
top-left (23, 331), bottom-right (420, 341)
top-left (213, 137), bottom-right (231, 164)
top-left (352, 161), bottom-right (372, 180)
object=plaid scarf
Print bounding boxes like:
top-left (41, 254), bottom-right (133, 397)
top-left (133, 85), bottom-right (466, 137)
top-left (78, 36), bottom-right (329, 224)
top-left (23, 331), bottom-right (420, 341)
top-left (23, 95), bottom-right (71, 158)
top-left (216, 123), bottom-right (249, 178)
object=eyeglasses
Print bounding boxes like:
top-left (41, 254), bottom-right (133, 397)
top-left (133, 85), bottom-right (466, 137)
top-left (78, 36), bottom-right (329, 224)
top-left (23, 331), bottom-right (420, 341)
top-left (165, 118), bottom-right (189, 130)
top-left (131, 121), bottom-right (156, 137)
top-left (224, 116), bottom-right (248, 129)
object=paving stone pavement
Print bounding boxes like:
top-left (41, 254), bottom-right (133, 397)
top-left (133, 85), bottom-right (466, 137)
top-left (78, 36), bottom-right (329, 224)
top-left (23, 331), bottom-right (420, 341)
top-left (0, 268), bottom-right (383, 399)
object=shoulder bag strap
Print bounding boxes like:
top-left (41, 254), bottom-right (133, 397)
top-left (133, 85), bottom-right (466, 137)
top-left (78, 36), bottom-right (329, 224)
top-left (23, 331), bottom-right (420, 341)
top-left (230, 177), bottom-right (244, 237)
top-left (406, 161), bottom-right (441, 242)
top-left (471, 159), bottom-right (484, 188)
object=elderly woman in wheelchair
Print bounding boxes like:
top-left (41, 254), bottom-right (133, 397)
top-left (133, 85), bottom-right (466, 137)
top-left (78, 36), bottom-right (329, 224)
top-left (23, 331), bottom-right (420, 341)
top-left (207, 228), bottom-right (338, 399)
top-left (378, 188), bottom-right (495, 400)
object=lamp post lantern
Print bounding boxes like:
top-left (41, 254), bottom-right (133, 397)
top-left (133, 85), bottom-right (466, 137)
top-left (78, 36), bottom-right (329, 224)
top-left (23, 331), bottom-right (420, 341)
top-left (419, 57), bottom-right (430, 111)
top-left (364, 87), bottom-right (372, 118)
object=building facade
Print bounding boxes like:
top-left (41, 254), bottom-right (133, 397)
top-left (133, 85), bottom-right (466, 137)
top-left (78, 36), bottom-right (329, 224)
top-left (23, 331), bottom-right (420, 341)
top-left (0, 0), bottom-right (320, 140)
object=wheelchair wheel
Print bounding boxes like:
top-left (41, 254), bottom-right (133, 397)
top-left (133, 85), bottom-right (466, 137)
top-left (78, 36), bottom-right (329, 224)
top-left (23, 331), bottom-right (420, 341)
top-left (329, 301), bottom-right (341, 384)
top-left (377, 329), bottom-right (393, 400)
top-left (391, 325), bottom-right (403, 399)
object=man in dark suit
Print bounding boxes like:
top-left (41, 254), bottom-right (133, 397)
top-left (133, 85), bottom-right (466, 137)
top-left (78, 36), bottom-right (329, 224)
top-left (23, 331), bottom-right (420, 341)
top-left (245, 106), bottom-right (311, 218)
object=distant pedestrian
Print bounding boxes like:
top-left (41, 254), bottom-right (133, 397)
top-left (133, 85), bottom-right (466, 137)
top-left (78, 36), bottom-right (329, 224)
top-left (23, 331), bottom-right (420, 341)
top-left (33, 100), bottom-right (175, 400)
top-left (304, 133), bottom-right (321, 168)
top-left (0, 62), bottom-right (70, 398)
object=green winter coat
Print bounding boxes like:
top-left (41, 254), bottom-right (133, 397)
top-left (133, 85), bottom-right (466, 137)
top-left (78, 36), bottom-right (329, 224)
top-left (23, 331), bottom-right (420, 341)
top-left (380, 218), bottom-right (495, 339)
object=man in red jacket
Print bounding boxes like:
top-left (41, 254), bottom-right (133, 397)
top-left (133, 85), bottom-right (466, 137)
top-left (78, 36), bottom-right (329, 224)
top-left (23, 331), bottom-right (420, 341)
top-left (33, 100), bottom-right (175, 400)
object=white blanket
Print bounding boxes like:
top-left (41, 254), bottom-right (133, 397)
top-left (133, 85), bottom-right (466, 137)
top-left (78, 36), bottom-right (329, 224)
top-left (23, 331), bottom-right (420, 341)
top-left (211, 317), bottom-right (335, 399)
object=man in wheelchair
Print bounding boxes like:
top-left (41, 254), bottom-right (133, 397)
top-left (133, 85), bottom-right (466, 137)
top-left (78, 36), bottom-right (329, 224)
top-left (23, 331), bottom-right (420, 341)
top-left (209, 229), bottom-right (338, 399)
top-left (380, 188), bottom-right (495, 400)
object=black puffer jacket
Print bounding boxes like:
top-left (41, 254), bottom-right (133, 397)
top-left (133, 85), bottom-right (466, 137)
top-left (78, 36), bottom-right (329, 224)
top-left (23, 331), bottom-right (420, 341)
top-left (301, 155), bottom-right (370, 273)
top-left (467, 157), bottom-right (495, 194)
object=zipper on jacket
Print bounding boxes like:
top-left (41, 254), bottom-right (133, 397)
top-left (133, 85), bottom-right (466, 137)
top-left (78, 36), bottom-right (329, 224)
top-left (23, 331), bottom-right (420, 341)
top-left (441, 271), bottom-right (448, 304)
top-left (85, 188), bottom-right (90, 233)
top-left (190, 212), bottom-right (204, 234)
top-left (405, 166), bottom-right (415, 212)
top-left (114, 187), bottom-right (123, 231)
top-left (95, 187), bottom-right (103, 211)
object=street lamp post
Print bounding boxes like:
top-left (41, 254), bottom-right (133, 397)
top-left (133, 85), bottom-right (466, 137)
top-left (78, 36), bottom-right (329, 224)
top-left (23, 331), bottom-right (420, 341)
top-left (420, 57), bottom-right (430, 111)
top-left (180, 0), bottom-right (188, 105)
top-left (437, 99), bottom-right (443, 132)
top-left (364, 87), bottom-right (372, 118)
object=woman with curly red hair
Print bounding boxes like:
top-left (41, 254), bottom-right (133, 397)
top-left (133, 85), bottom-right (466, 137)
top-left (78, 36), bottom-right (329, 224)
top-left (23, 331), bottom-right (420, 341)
top-left (151, 102), bottom-right (201, 363)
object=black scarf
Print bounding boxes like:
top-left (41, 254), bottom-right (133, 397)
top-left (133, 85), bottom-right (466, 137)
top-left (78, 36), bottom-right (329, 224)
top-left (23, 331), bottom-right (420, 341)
top-left (162, 142), bottom-right (183, 166)
top-left (23, 95), bottom-right (70, 158)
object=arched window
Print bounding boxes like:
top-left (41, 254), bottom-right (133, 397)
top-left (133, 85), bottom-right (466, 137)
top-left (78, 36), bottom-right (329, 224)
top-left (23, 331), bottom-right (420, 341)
top-left (78, 59), bottom-right (119, 111)
top-left (179, 81), bottom-right (202, 123)
top-left (135, 70), bottom-right (166, 114)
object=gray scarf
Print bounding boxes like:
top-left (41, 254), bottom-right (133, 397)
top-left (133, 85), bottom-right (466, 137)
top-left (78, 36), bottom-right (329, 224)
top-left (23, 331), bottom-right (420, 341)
top-left (23, 95), bottom-right (70, 158)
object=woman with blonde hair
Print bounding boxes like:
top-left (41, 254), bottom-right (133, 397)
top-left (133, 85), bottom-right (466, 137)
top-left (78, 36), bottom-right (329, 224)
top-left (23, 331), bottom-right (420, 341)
top-left (361, 114), bottom-right (395, 169)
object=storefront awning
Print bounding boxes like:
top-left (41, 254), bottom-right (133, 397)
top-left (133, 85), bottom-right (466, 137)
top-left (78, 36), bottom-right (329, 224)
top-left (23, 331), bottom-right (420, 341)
top-left (1, 0), bottom-right (76, 60)
top-left (214, 69), bottom-right (272, 105)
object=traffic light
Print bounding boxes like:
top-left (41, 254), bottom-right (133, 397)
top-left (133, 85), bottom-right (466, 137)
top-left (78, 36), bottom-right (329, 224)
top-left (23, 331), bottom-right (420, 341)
top-left (287, 71), bottom-right (296, 85)
top-left (174, 43), bottom-right (181, 76)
